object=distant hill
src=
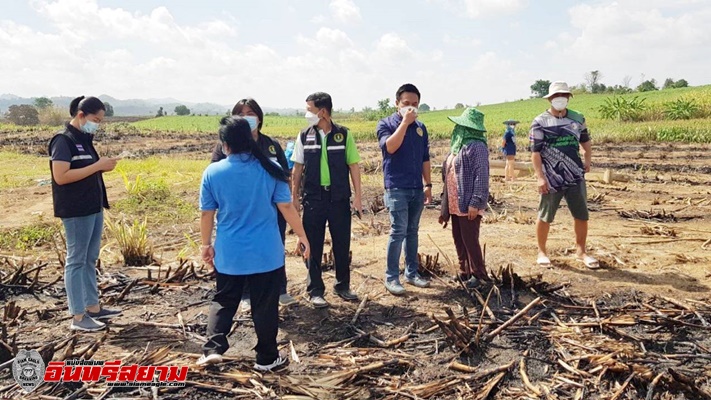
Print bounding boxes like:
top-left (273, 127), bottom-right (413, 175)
top-left (0, 94), bottom-right (299, 117)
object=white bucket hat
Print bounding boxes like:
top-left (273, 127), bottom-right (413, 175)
top-left (544, 81), bottom-right (573, 99)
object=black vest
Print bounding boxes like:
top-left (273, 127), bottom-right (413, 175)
top-left (49, 125), bottom-right (109, 218)
top-left (300, 123), bottom-right (351, 202)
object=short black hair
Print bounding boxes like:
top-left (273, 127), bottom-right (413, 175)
top-left (69, 96), bottom-right (105, 117)
top-left (305, 92), bottom-right (332, 115)
top-left (232, 98), bottom-right (264, 131)
top-left (396, 84), bottom-right (421, 101)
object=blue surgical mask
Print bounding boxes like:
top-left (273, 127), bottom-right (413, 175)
top-left (82, 120), bottom-right (99, 134)
top-left (243, 116), bottom-right (259, 131)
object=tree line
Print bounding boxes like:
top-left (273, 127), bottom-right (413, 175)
top-left (530, 71), bottom-right (689, 98)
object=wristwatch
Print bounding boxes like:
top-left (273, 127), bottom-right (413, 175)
top-left (425, 183), bottom-right (433, 188)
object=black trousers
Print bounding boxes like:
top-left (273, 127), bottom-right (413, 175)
top-left (203, 268), bottom-right (282, 365)
top-left (242, 214), bottom-right (288, 299)
top-left (302, 189), bottom-right (351, 297)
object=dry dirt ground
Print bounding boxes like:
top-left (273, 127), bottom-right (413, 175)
top-left (0, 134), bottom-right (710, 399)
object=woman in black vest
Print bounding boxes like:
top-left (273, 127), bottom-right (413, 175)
top-left (210, 98), bottom-right (296, 311)
top-left (49, 96), bottom-right (122, 332)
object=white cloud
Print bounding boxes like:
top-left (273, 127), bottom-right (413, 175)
top-left (328, 0), bottom-right (361, 24)
top-left (1, 0), bottom-right (708, 111)
top-left (443, 34), bottom-right (481, 47)
top-left (430, 0), bottom-right (528, 19)
top-left (549, 0), bottom-right (711, 87)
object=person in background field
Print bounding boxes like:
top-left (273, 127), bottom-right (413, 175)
top-left (198, 117), bottom-right (310, 370)
top-left (439, 108), bottom-right (491, 288)
top-left (530, 81), bottom-right (598, 269)
top-left (502, 119), bottom-right (519, 182)
top-left (377, 83), bottom-right (432, 296)
top-left (210, 98), bottom-right (297, 311)
top-left (291, 92), bottom-right (363, 309)
top-left (49, 96), bottom-right (122, 332)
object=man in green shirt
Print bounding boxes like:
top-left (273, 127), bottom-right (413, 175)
top-left (291, 92), bottom-right (362, 308)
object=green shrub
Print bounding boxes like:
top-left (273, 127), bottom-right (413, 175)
top-left (105, 216), bottom-right (153, 266)
top-left (599, 96), bottom-right (647, 121)
top-left (664, 98), bottom-right (701, 120)
top-left (120, 171), bottom-right (170, 203)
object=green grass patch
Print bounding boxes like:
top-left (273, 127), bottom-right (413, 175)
top-left (0, 152), bottom-right (50, 189)
top-left (111, 158), bottom-right (207, 224)
top-left (0, 221), bottom-right (59, 251)
top-left (127, 85), bottom-right (711, 143)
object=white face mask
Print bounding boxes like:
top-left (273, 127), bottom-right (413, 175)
top-left (305, 110), bottom-right (320, 126)
top-left (551, 97), bottom-right (568, 111)
top-left (399, 105), bottom-right (418, 118)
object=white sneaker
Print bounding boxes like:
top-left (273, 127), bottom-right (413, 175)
top-left (279, 293), bottom-right (297, 306)
top-left (196, 353), bottom-right (223, 366)
top-left (254, 355), bottom-right (288, 372)
top-left (309, 296), bottom-right (329, 309)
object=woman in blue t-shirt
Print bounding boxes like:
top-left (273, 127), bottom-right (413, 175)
top-left (197, 116), bottom-right (310, 372)
top-left (501, 120), bottom-right (518, 182)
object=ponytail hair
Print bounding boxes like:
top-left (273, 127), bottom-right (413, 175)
top-left (218, 116), bottom-right (287, 182)
top-left (69, 96), bottom-right (106, 117)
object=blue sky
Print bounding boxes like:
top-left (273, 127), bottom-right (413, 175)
top-left (1, 0), bottom-right (709, 109)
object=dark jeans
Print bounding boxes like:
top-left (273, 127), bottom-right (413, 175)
top-left (242, 214), bottom-right (288, 300)
top-left (203, 268), bottom-right (282, 365)
top-left (302, 189), bottom-right (351, 297)
top-left (451, 215), bottom-right (486, 280)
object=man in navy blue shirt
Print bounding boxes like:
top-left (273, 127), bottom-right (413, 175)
top-left (377, 83), bottom-right (432, 295)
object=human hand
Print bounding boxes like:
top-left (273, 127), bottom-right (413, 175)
top-left (352, 196), bottom-right (363, 219)
top-left (295, 235), bottom-right (310, 259)
top-left (467, 207), bottom-right (479, 221)
top-left (201, 245), bottom-right (215, 267)
top-left (96, 157), bottom-right (120, 172)
top-left (402, 107), bottom-right (418, 125)
top-left (537, 178), bottom-right (549, 195)
top-left (424, 187), bottom-right (432, 204)
top-left (438, 215), bottom-right (448, 228)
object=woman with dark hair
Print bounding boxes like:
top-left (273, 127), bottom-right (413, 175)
top-left (49, 96), bottom-right (122, 332)
top-left (198, 116), bottom-right (310, 371)
top-left (211, 98), bottom-right (296, 311)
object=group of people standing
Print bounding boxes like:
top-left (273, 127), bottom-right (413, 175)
top-left (48, 81), bottom-right (596, 371)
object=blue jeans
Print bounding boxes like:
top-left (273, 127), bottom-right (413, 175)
top-left (384, 189), bottom-right (424, 282)
top-left (62, 211), bottom-right (103, 316)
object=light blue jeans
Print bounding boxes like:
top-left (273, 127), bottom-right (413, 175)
top-left (384, 189), bottom-right (424, 283)
top-left (62, 211), bottom-right (103, 316)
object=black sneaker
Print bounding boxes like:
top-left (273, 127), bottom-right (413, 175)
top-left (335, 289), bottom-right (358, 301)
top-left (86, 307), bottom-right (122, 320)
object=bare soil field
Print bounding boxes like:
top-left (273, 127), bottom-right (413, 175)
top-left (0, 131), bottom-right (709, 399)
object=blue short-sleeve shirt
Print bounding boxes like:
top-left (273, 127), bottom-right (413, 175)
top-left (200, 154), bottom-right (291, 275)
